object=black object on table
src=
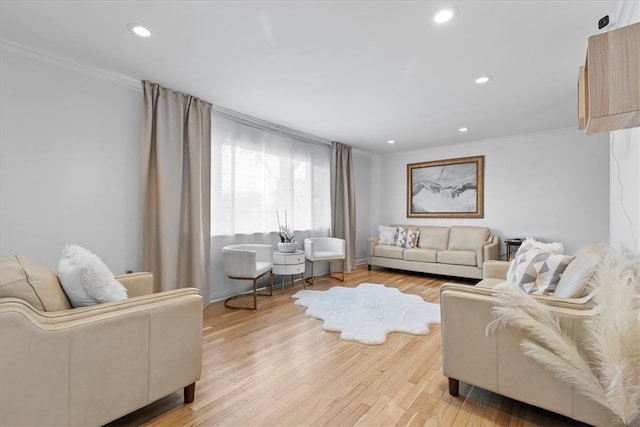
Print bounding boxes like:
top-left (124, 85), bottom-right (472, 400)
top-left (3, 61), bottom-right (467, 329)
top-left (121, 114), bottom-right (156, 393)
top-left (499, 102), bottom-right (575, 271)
top-left (505, 238), bottom-right (526, 261)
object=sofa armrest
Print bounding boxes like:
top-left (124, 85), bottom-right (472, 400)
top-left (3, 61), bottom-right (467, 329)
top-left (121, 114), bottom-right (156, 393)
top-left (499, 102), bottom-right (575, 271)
top-left (441, 281), bottom-right (596, 310)
top-left (116, 272), bottom-right (154, 297)
top-left (477, 235), bottom-right (499, 266)
top-left (483, 260), bottom-right (511, 279)
top-left (368, 237), bottom-right (379, 257)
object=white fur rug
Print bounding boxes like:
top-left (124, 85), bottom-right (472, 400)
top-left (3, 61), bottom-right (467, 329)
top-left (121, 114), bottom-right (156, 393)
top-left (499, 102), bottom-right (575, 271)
top-left (292, 283), bottom-right (441, 345)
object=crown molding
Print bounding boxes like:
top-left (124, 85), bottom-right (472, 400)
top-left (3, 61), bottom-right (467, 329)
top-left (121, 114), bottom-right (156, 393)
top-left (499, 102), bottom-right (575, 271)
top-left (0, 39), bottom-right (141, 92)
top-left (213, 104), bottom-right (332, 147)
top-left (0, 38), bottom-right (334, 148)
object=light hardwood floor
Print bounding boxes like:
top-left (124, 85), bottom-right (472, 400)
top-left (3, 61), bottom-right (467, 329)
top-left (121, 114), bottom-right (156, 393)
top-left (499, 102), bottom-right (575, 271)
top-left (110, 266), bottom-right (586, 427)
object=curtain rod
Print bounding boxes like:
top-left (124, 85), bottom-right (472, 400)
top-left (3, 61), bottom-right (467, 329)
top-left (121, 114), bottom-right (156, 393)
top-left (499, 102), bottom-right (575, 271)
top-left (212, 105), bottom-right (332, 148)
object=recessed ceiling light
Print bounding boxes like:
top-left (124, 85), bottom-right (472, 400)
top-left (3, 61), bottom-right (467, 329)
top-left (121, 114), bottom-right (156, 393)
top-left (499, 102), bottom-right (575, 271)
top-left (475, 76), bottom-right (492, 84)
top-left (127, 23), bottom-right (151, 38)
top-left (434, 8), bottom-right (456, 24)
top-left (387, 140), bottom-right (395, 144)
top-left (458, 127), bottom-right (469, 132)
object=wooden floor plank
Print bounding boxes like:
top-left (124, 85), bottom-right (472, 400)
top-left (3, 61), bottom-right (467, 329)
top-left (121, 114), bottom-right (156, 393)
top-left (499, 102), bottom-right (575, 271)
top-left (108, 266), bottom-right (587, 427)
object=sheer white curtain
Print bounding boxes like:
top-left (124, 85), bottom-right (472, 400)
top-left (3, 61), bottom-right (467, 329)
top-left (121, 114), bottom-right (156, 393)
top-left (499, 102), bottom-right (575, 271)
top-left (210, 114), bottom-right (331, 301)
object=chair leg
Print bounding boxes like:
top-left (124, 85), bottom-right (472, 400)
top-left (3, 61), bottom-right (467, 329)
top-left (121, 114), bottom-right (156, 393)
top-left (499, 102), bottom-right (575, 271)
top-left (340, 259), bottom-right (345, 281)
top-left (224, 272), bottom-right (272, 311)
top-left (305, 261), bottom-right (316, 286)
top-left (184, 383), bottom-right (196, 403)
top-left (311, 262), bottom-right (315, 285)
top-left (252, 278), bottom-right (258, 311)
top-left (270, 271), bottom-right (273, 295)
top-left (448, 378), bottom-right (460, 396)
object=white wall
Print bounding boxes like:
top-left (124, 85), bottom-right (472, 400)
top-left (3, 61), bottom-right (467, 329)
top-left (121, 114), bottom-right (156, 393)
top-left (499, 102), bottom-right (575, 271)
top-left (611, 128), bottom-right (640, 253)
top-left (0, 46), bottom-right (141, 273)
top-left (371, 129), bottom-right (610, 256)
top-left (609, 2), bottom-right (640, 254)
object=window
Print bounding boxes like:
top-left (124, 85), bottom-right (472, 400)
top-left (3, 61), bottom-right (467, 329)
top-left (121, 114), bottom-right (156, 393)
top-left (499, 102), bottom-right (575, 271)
top-left (211, 114), bottom-right (331, 236)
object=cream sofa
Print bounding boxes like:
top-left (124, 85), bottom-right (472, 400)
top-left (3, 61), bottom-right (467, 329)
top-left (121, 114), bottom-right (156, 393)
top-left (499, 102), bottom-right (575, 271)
top-left (368, 225), bottom-right (499, 279)
top-left (0, 254), bottom-right (203, 426)
top-left (440, 256), bottom-right (614, 426)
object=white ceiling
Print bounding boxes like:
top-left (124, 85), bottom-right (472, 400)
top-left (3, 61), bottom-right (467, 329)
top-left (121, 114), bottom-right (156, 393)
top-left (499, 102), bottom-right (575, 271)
top-left (0, 0), bottom-right (621, 153)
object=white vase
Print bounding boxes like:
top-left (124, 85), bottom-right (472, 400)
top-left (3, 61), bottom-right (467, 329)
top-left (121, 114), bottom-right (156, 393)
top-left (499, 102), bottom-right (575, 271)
top-left (278, 242), bottom-right (298, 253)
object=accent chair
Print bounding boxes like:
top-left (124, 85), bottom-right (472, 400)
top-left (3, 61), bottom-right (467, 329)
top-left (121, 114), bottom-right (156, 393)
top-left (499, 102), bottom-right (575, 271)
top-left (222, 244), bottom-right (274, 310)
top-left (304, 237), bottom-right (346, 285)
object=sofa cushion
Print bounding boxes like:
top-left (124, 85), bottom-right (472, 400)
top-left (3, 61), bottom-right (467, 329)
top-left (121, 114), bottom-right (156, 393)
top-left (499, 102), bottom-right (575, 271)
top-left (417, 226), bottom-right (450, 250)
top-left (0, 254), bottom-right (71, 312)
top-left (403, 248), bottom-right (437, 263)
top-left (509, 249), bottom-right (575, 295)
top-left (437, 250), bottom-right (477, 266)
top-left (373, 245), bottom-right (404, 260)
top-left (448, 226), bottom-right (489, 251)
top-left (57, 245), bottom-right (128, 307)
top-left (554, 252), bottom-right (602, 298)
top-left (378, 225), bottom-right (397, 245)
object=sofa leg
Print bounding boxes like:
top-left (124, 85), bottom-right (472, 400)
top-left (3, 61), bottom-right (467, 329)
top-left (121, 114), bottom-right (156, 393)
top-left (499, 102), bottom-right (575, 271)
top-left (448, 378), bottom-right (459, 396)
top-left (368, 264), bottom-right (371, 271)
top-left (184, 383), bottom-right (196, 403)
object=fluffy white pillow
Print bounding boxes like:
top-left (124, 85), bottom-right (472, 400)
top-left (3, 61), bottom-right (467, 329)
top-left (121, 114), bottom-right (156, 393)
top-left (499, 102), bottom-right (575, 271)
top-left (519, 237), bottom-right (565, 254)
top-left (378, 226), bottom-right (397, 246)
top-left (57, 245), bottom-right (127, 307)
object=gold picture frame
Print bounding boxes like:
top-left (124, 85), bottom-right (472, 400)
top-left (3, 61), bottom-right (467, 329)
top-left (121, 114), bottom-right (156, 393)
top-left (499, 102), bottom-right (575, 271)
top-left (407, 155), bottom-right (484, 218)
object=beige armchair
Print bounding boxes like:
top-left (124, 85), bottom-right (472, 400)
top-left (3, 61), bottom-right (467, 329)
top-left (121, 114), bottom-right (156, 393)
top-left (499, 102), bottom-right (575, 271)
top-left (440, 260), bottom-right (612, 426)
top-left (222, 244), bottom-right (273, 310)
top-left (0, 254), bottom-right (203, 427)
top-left (304, 237), bottom-right (346, 285)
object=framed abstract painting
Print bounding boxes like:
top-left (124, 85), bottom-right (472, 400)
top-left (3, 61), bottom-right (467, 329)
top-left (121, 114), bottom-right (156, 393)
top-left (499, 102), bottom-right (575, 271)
top-left (407, 155), bottom-right (484, 218)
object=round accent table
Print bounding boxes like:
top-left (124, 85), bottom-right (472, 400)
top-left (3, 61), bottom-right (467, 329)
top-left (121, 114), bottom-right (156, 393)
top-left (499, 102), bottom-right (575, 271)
top-left (273, 250), bottom-right (305, 293)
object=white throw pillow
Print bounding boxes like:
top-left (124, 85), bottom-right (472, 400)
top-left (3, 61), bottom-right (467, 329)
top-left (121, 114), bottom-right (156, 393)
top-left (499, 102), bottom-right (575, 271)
top-left (517, 237), bottom-right (564, 256)
top-left (554, 252), bottom-right (602, 298)
top-left (57, 245), bottom-right (127, 307)
top-left (378, 226), bottom-right (397, 246)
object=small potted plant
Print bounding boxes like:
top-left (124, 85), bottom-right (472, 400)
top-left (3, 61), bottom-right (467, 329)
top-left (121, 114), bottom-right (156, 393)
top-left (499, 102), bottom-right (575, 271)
top-left (276, 210), bottom-right (297, 253)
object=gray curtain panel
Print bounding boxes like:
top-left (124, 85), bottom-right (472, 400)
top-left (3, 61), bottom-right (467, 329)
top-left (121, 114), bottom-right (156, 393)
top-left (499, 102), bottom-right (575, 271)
top-left (331, 141), bottom-right (356, 273)
top-left (140, 80), bottom-right (211, 304)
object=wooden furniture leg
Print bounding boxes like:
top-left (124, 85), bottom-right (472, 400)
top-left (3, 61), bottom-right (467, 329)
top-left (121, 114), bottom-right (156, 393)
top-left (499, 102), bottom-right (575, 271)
top-left (184, 383), bottom-right (196, 403)
top-left (448, 378), bottom-right (459, 396)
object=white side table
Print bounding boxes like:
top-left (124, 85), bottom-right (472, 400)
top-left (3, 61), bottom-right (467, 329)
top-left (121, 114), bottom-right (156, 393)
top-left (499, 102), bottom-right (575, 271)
top-left (272, 250), bottom-right (305, 293)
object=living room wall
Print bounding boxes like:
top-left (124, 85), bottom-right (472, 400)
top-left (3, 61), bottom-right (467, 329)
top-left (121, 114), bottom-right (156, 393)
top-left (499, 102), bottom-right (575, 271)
top-left (0, 46), bottom-right (141, 273)
top-left (0, 42), bottom-right (613, 286)
top-left (0, 45), bottom-right (377, 301)
top-left (370, 129), bottom-right (610, 256)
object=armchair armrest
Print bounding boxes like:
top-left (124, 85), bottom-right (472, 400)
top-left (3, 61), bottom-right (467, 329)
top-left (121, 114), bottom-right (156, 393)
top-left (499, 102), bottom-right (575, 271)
top-left (0, 289), bottom-right (203, 426)
top-left (483, 260), bottom-right (511, 279)
top-left (304, 239), bottom-right (315, 259)
top-left (116, 272), bottom-right (153, 297)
